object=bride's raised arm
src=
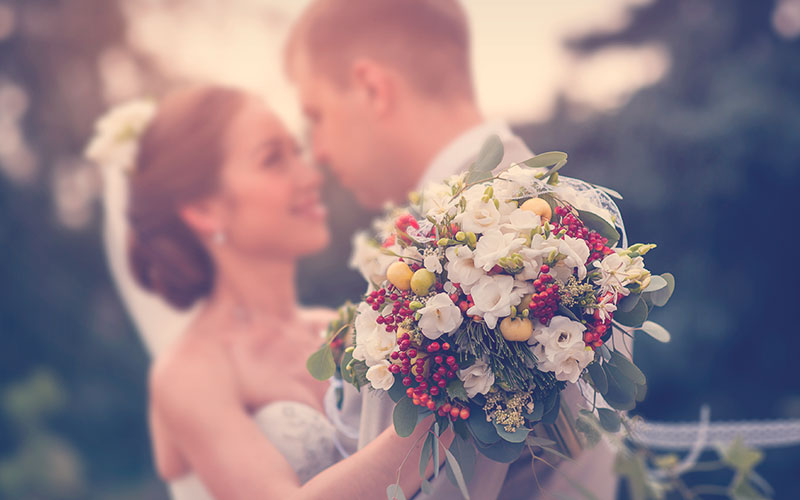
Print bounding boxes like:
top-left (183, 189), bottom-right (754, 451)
top-left (151, 342), bottom-right (446, 500)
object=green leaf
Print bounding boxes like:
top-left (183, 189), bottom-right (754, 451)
top-left (577, 209), bottom-right (620, 247)
top-left (393, 396), bottom-right (418, 437)
top-left (586, 361), bottom-right (608, 395)
top-left (597, 408), bottom-right (621, 433)
top-left (466, 135), bottom-right (503, 184)
top-left (598, 344), bottom-right (612, 362)
top-left (446, 433), bottom-right (476, 487)
top-left (609, 351), bottom-right (646, 385)
top-left (602, 363), bottom-right (636, 411)
top-left (386, 484), bottom-right (407, 500)
top-left (575, 414), bottom-right (601, 447)
top-left (493, 421), bottom-right (531, 443)
top-left (643, 275), bottom-right (668, 292)
top-left (541, 392), bottom-right (561, 425)
top-left (649, 273), bottom-right (675, 307)
top-left (453, 419), bottom-right (470, 441)
top-left (521, 151), bottom-right (568, 170)
top-left (524, 399), bottom-right (545, 423)
top-left (446, 379), bottom-right (469, 402)
top-left (419, 432), bottom-right (434, 479)
top-left (617, 294), bottom-right (641, 313)
top-left (387, 374), bottom-right (406, 402)
top-left (557, 304), bottom-right (580, 322)
top-left (306, 345), bottom-right (335, 381)
top-left (339, 348), bottom-right (355, 384)
top-left (466, 406), bottom-right (500, 445)
top-left (474, 437), bottom-right (525, 463)
top-left (634, 381), bottom-right (647, 403)
top-left (614, 296), bottom-right (648, 327)
top-left (444, 445), bottom-right (471, 500)
top-left (432, 428), bottom-right (440, 479)
top-left (719, 437), bottom-right (764, 475)
top-left (638, 321), bottom-right (671, 343)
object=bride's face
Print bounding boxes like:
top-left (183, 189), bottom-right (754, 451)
top-left (215, 98), bottom-right (329, 257)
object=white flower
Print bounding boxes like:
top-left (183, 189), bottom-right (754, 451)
top-left (418, 181), bottom-right (458, 222)
top-left (85, 99), bottom-right (157, 172)
top-left (551, 236), bottom-right (591, 282)
top-left (592, 252), bottom-right (647, 298)
top-left (424, 253), bottom-right (443, 274)
top-left (500, 208), bottom-right (541, 235)
top-left (588, 292), bottom-right (617, 323)
top-left (466, 274), bottom-right (523, 329)
top-left (417, 293), bottom-right (463, 339)
top-left (445, 246), bottom-right (484, 292)
top-left (352, 303), bottom-right (396, 366)
top-left (473, 229), bottom-right (524, 271)
top-left (529, 316), bottom-right (592, 383)
top-left (349, 232), bottom-right (396, 286)
top-left (458, 359), bottom-right (495, 398)
top-left (407, 219), bottom-right (436, 244)
top-left (366, 361), bottom-right (396, 390)
top-left (457, 197), bottom-right (502, 234)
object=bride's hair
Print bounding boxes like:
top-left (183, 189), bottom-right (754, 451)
top-left (128, 85), bottom-right (247, 309)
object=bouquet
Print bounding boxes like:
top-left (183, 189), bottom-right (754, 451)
top-left (308, 136), bottom-right (675, 499)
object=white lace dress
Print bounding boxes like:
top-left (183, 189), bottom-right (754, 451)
top-left (168, 401), bottom-right (341, 500)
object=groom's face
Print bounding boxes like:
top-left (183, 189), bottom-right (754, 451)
top-left (292, 53), bottom-right (393, 209)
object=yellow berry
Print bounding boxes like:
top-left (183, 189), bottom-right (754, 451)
top-left (499, 317), bottom-right (534, 342)
top-left (520, 198), bottom-right (552, 222)
top-left (410, 269), bottom-right (436, 296)
top-left (386, 261), bottom-right (413, 290)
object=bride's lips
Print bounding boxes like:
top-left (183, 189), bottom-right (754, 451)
top-left (290, 193), bottom-right (327, 222)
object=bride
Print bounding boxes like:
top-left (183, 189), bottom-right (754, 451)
top-left (116, 85), bottom-right (443, 500)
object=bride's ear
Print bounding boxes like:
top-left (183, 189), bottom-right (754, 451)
top-left (178, 200), bottom-right (223, 240)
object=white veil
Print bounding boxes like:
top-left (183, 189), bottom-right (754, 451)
top-left (88, 100), bottom-right (198, 358)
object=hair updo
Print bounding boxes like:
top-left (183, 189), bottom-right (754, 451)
top-left (128, 86), bottom-right (247, 309)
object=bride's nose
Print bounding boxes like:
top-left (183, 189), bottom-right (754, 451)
top-left (294, 158), bottom-right (323, 190)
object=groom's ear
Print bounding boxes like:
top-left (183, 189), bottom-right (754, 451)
top-left (350, 58), bottom-right (394, 116)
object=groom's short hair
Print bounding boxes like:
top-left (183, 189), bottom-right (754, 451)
top-left (286, 0), bottom-right (474, 100)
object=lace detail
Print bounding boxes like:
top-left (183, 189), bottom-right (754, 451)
top-left (168, 401), bottom-right (340, 500)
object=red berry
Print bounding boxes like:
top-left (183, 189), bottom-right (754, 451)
top-left (540, 264), bottom-right (550, 273)
top-left (430, 387), bottom-right (440, 396)
top-left (402, 377), bottom-right (412, 386)
top-left (427, 400), bottom-right (436, 411)
top-left (450, 407), bottom-right (460, 419)
top-left (441, 342), bottom-right (450, 351)
top-left (460, 408), bottom-right (470, 420)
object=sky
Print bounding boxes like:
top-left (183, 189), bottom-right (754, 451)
top-left (116, 0), bottom-right (669, 131)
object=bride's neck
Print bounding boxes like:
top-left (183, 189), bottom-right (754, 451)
top-left (209, 254), bottom-right (298, 324)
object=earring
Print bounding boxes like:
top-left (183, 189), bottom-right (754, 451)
top-left (213, 229), bottom-right (227, 246)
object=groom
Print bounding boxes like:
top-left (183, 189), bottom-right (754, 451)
top-left (287, 1), bottom-right (616, 498)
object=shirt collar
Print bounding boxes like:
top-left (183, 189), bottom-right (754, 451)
top-left (417, 120), bottom-right (515, 188)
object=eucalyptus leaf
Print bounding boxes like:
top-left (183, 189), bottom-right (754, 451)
top-left (521, 151), bottom-right (568, 170)
top-left (387, 373), bottom-right (406, 402)
top-left (393, 396), bottom-right (418, 437)
top-left (598, 344), bottom-right (612, 362)
top-left (446, 434), bottom-right (476, 487)
top-left (614, 297), bottom-right (648, 327)
top-left (419, 432), bottom-right (434, 479)
top-left (339, 348), bottom-right (355, 384)
top-left (617, 294), bottom-right (641, 313)
top-left (306, 345), bottom-right (335, 381)
top-left (649, 273), bottom-right (675, 307)
top-left (609, 351), bottom-right (646, 385)
top-left (643, 275), bottom-right (668, 292)
top-left (493, 421), bottom-right (531, 443)
top-left (466, 135), bottom-right (503, 184)
top-left (635, 381), bottom-right (647, 402)
top-left (444, 446), bottom-right (471, 500)
top-left (524, 399), bottom-right (545, 423)
top-left (387, 484), bottom-right (407, 500)
top-left (597, 408), bottom-right (621, 433)
top-left (453, 419), bottom-right (470, 441)
top-left (474, 437), bottom-right (525, 463)
top-left (586, 361), bottom-right (609, 395)
top-left (638, 321), bottom-right (671, 343)
top-left (557, 304), bottom-right (580, 322)
top-left (577, 209), bottom-right (620, 247)
top-left (466, 406), bottom-right (500, 445)
top-left (602, 363), bottom-right (636, 411)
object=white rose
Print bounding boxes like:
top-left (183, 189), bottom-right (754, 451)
top-left (531, 316), bottom-right (586, 353)
top-left (353, 303), bottom-right (396, 366)
top-left (467, 274), bottom-right (523, 329)
top-left (547, 346), bottom-right (594, 383)
top-left (349, 233), bottom-right (396, 286)
top-left (457, 358), bottom-right (495, 398)
top-left (417, 293), bottom-right (463, 340)
top-left (500, 208), bottom-right (541, 235)
top-left (551, 236), bottom-right (590, 282)
top-left (529, 316), bottom-right (592, 383)
top-left (473, 229), bottom-right (524, 271)
top-left (424, 253), bottom-right (443, 274)
top-left (445, 246), bottom-right (484, 292)
top-left (457, 197), bottom-right (502, 234)
top-left (366, 360), bottom-right (396, 390)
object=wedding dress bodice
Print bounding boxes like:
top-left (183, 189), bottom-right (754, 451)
top-left (168, 401), bottom-right (340, 500)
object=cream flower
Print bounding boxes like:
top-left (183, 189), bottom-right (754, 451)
top-left (592, 252), bottom-right (649, 298)
top-left (349, 232), bottom-right (396, 286)
top-left (352, 303), bottom-right (396, 366)
top-left (466, 274), bottom-right (522, 329)
top-left (500, 208), bottom-right (542, 235)
top-left (417, 293), bottom-right (463, 340)
top-left (366, 360), bottom-right (396, 390)
top-left (551, 236), bottom-right (591, 282)
top-left (418, 181), bottom-right (458, 222)
top-left (588, 292), bottom-right (617, 323)
top-left (473, 229), bottom-right (525, 271)
top-left (529, 316), bottom-right (592, 383)
top-left (457, 359), bottom-right (495, 398)
top-left (547, 347), bottom-right (594, 384)
top-left (424, 253), bottom-right (443, 274)
top-left (85, 99), bottom-right (156, 172)
top-left (445, 246), bottom-right (483, 292)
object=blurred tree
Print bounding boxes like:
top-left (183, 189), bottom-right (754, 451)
top-left (516, 0), bottom-right (800, 496)
top-left (0, 1), bottom-right (166, 498)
